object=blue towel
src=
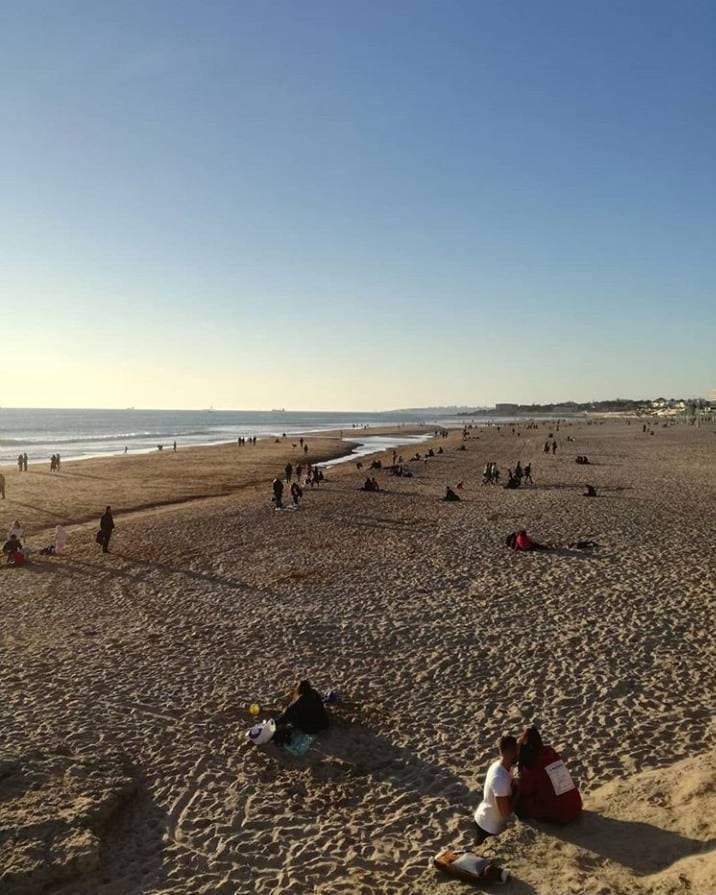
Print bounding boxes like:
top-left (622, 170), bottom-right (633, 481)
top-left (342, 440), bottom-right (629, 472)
top-left (283, 732), bottom-right (316, 756)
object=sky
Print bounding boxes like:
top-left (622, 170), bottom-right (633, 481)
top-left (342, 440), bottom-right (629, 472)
top-left (1, 0), bottom-right (714, 411)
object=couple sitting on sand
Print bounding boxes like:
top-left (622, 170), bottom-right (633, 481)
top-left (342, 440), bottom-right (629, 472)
top-left (474, 727), bottom-right (582, 845)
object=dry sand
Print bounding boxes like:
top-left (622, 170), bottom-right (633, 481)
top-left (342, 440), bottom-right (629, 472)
top-left (1, 419), bottom-right (714, 894)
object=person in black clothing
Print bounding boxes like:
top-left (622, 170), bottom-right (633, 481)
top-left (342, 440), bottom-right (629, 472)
top-left (274, 680), bottom-right (330, 744)
top-left (272, 478), bottom-right (284, 509)
top-left (443, 486), bottom-right (461, 502)
top-left (290, 481), bottom-right (302, 506)
top-left (285, 463), bottom-right (293, 482)
top-left (99, 506), bottom-right (114, 553)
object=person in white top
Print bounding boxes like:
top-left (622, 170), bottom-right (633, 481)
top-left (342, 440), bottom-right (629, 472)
top-left (7, 520), bottom-right (24, 544)
top-left (474, 735), bottom-right (518, 843)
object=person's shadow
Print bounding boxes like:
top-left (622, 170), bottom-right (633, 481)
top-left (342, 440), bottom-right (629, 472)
top-left (534, 810), bottom-right (715, 875)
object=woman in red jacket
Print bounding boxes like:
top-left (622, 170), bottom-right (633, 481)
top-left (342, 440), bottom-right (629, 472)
top-left (516, 726), bottom-right (582, 823)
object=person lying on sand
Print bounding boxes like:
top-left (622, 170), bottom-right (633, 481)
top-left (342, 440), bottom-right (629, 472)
top-left (274, 680), bottom-right (330, 745)
top-left (506, 530), bottom-right (548, 551)
top-left (474, 735), bottom-right (519, 844)
top-left (515, 725), bottom-right (582, 823)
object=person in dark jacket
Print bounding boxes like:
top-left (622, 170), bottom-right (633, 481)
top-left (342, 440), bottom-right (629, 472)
top-left (275, 680), bottom-right (330, 742)
top-left (99, 506), bottom-right (114, 553)
top-left (272, 478), bottom-right (284, 509)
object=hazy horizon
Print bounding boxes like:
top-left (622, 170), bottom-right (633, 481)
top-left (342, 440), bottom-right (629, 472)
top-left (2, 1), bottom-right (714, 410)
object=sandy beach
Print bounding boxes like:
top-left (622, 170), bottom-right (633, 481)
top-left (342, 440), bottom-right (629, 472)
top-left (1, 419), bottom-right (714, 895)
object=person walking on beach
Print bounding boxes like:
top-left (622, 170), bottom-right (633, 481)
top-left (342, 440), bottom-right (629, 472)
top-left (99, 506), bottom-right (114, 553)
top-left (285, 462), bottom-right (293, 483)
top-left (272, 478), bottom-right (284, 509)
top-left (551, 441), bottom-right (557, 455)
top-left (17, 454), bottom-right (23, 472)
top-left (23, 453), bottom-right (28, 471)
top-left (50, 454), bottom-right (56, 472)
top-left (0, 472), bottom-right (5, 499)
top-left (173, 441), bottom-right (177, 452)
top-left (524, 463), bottom-right (533, 484)
top-left (290, 481), bottom-right (302, 507)
top-left (474, 735), bottom-right (518, 845)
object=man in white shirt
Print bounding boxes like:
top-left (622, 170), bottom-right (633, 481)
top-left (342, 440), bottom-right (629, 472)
top-left (474, 735), bottom-right (518, 843)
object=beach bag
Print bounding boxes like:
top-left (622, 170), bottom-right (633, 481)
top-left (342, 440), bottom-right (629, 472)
top-left (246, 719), bottom-right (276, 745)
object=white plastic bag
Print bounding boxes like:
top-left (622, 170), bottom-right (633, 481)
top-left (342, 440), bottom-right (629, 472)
top-left (246, 718), bottom-right (276, 745)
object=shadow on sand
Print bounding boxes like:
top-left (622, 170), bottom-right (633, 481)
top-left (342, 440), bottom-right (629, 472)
top-left (538, 810), bottom-right (715, 875)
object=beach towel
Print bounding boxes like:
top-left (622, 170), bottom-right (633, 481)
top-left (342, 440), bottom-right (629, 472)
top-left (283, 732), bottom-right (316, 757)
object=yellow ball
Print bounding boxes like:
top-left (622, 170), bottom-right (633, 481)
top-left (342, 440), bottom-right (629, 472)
top-left (249, 703), bottom-right (260, 716)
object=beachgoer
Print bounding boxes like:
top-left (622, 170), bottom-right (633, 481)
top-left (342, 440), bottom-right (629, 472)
top-left (516, 726), bottom-right (582, 823)
top-left (290, 482), bottom-right (302, 506)
top-left (272, 478), bottom-right (284, 509)
top-left (584, 485), bottom-right (597, 497)
top-left (173, 441), bottom-right (177, 452)
top-left (474, 735), bottom-right (519, 844)
top-left (55, 524), bottom-right (67, 554)
top-left (56, 453), bottom-right (61, 470)
top-left (507, 530), bottom-right (548, 551)
top-left (3, 534), bottom-right (25, 566)
top-left (23, 453), bottom-right (28, 471)
top-left (99, 506), bottom-right (114, 553)
top-left (17, 454), bottom-right (23, 472)
top-left (0, 472), bottom-right (5, 499)
top-left (524, 463), bottom-right (533, 484)
top-left (544, 441), bottom-right (550, 454)
top-left (274, 680), bottom-right (330, 743)
top-left (552, 441), bottom-right (557, 455)
top-left (443, 486), bottom-right (461, 502)
top-left (285, 462), bottom-right (293, 483)
top-left (7, 520), bottom-right (23, 544)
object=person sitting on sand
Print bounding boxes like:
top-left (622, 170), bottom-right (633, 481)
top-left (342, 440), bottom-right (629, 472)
top-left (361, 477), bottom-right (376, 492)
top-left (274, 680), bottom-right (330, 743)
top-left (3, 534), bottom-right (25, 566)
top-left (474, 735), bottom-right (519, 844)
top-left (515, 726), bottom-right (582, 823)
top-left (584, 484), bottom-right (597, 497)
top-left (443, 486), bottom-right (460, 502)
top-left (7, 520), bottom-right (24, 543)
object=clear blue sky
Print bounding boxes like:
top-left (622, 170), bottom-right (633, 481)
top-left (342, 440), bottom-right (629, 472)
top-left (2, 0), bottom-right (714, 409)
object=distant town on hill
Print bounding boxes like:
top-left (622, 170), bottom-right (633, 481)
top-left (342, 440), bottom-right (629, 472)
top-left (456, 397), bottom-right (713, 416)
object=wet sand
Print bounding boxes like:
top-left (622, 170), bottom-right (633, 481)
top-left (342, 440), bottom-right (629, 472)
top-left (1, 419), bottom-right (714, 894)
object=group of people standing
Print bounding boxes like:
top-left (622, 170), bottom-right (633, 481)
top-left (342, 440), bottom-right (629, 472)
top-left (16, 453), bottom-right (28, 472)
top-left (50, 453), bottom-right (61, 472)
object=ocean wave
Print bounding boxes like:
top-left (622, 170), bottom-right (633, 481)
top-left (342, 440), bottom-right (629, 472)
top-left (0, 429), bottom-right (216, 446)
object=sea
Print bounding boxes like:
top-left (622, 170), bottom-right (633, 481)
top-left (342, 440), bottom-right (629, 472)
top-left (0, 408), bottom-right (454, 465)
